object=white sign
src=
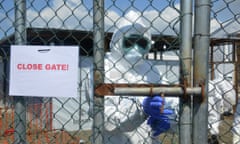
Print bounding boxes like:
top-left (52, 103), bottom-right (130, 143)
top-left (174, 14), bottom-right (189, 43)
top-left (9, 45), bottom-right (79, 98)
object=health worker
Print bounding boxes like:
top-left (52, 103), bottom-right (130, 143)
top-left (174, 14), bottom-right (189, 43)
top-left (103, 10), bottom-right (178, 144)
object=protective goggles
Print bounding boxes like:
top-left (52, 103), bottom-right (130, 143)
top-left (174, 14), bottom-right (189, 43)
top-left (122, 35), bottom-right (150, 51)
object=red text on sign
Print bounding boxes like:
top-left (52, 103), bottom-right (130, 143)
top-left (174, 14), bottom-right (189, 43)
top-left (45, 64), bottom-right (68, 71)
top-left (16, 64), bottom-right (69, 71)
top-left (17, 64), bottom-right (43, 70)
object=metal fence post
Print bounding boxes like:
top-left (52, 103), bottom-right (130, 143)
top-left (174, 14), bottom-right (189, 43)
top-left (93, 0), bottom-right (105, 144)
top-left (179, 0), bottom-right (193, 143)
top-left (193, 0), bottom-right (211, 143)
top-left (14, 0), bottom-right (27, 143)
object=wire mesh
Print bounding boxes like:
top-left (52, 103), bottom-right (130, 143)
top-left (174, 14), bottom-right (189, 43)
top-left (0, 0), bottom-right (239, 143)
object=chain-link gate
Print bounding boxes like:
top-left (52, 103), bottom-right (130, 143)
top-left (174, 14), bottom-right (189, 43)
top-left (0, 0), bottom-right (239, 144)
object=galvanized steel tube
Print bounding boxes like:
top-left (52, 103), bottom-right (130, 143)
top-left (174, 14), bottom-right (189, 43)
top-left (179, 0), bottom-right (193, 143)
top-left (93, 0), bottom-right (105, 144)
top-left (193, 0), bottom-right (211, 143)
top-left (14, 0), bottom-right (27, 143)
top-left (114, 87), bottom-right (201, 96)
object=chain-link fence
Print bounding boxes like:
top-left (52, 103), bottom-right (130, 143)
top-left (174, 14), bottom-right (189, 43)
top-left (0, 0), bottom-right (239, 144)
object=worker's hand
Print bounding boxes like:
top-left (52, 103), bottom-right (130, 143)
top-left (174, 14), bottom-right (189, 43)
top-left (142, 96), bottom-right (173, 117)
top-left (142, 96), bottom-right (173, 136)
top-left (147, 116), bottom-right (170, 136)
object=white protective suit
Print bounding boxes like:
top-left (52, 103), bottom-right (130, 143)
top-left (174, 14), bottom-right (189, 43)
top-left (208, 80), bottom-right (222, 136)
top-left (103, 11), bottom-right (178, 144)
top-left (208, 78), bottom-right (236, 137)
top-left (214, 78), bottom-right (236, 114)
top-left (102, 10), bottom-right (236, 144)
top-left (233, 101), bottom-right (240, 144)
top-left (232, 100), bottom-right (240, 144)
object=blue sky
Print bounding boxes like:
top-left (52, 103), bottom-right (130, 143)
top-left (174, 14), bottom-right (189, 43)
top-left (0, 0), bottom-right (240, 39)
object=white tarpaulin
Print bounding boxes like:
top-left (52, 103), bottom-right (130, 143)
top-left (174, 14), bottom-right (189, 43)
top-left (9, 45), bottom-right (79, 98)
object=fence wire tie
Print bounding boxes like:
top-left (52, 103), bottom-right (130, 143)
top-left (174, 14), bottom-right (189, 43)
top-left (179, 84), bottom-right (187, 100)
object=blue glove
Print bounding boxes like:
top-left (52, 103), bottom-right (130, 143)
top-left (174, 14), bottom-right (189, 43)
top-left (142, 96), bottom-right (173, 118)
top-left (142, 96), bottom-right (173, 136)
top-left (147, 116), bottom-right (170, 136)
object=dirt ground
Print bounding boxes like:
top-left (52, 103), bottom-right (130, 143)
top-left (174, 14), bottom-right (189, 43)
top-left (218, 115), bottom-right (234, 144)
top-left (0, 115), bottom-right (234, 144)
top-left (157, 115), bottom-right (235, 144)
top-left (0, 130), bottom-right (92, 144)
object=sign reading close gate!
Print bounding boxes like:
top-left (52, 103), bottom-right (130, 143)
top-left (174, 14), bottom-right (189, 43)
top-left (9, 45), bottom-right (79, 98)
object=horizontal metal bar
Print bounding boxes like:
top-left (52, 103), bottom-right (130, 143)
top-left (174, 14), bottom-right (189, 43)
top-left (94, 84), bottom-right (203, 97)
top-left (114, 87), bottom-right (202, 97)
